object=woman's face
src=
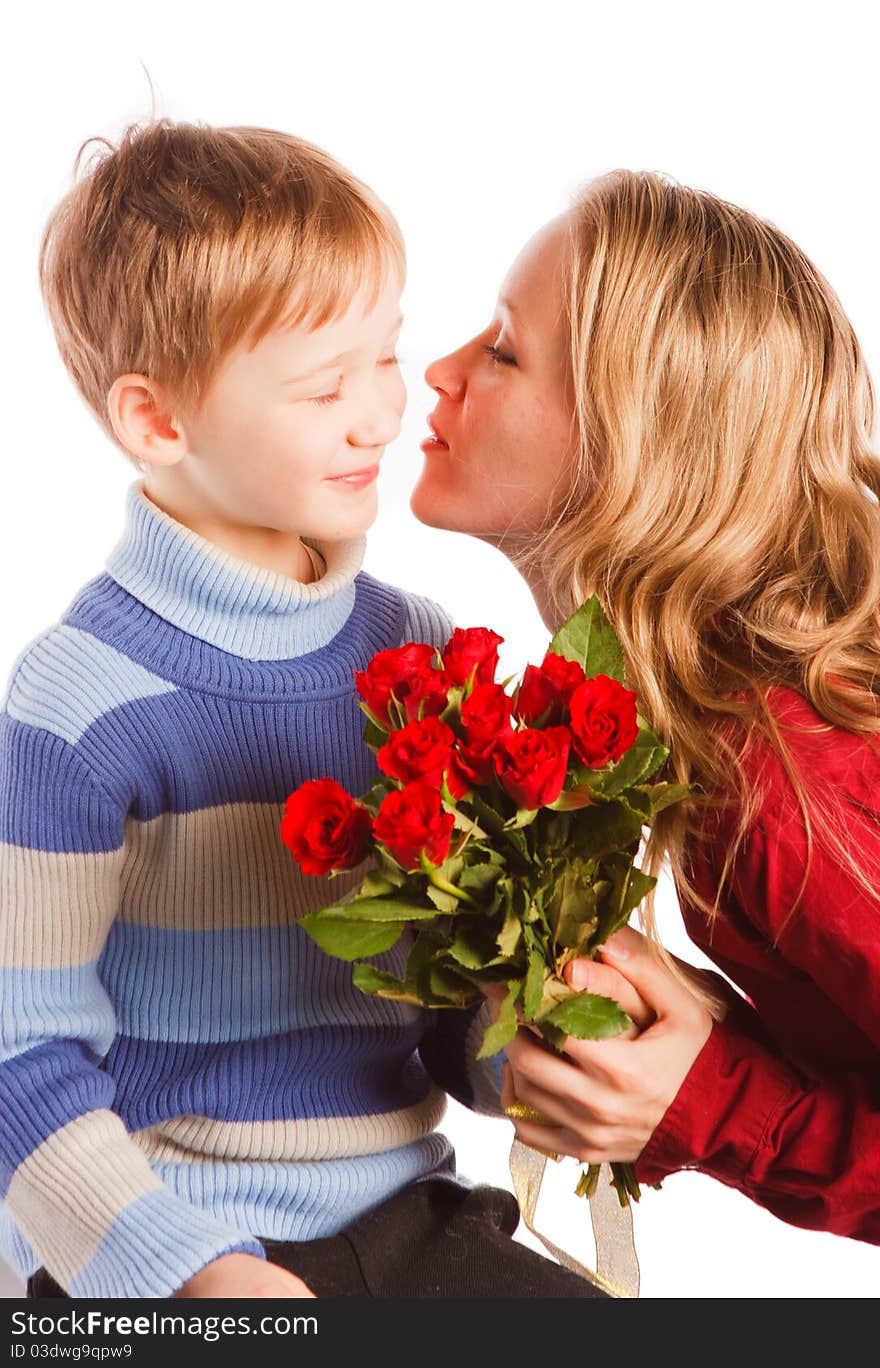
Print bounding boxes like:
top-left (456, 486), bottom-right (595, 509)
top-left (412, 213), bottom-right (577, 547)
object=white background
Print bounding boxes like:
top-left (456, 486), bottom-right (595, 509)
top-left (2, 0), bottom-right (878, 1297)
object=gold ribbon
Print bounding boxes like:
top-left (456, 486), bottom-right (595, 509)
top-left (508, 1138), bottom-right (640, 1299)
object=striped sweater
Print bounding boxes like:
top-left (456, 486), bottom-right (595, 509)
top-left (0, 481), bottom-right (504, 1298)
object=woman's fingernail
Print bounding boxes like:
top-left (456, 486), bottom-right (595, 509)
top-left (571, 962), bottom-right (590, 990)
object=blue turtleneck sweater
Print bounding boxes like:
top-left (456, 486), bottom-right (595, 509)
top-left (0, 482), bottom-right (503, 1298)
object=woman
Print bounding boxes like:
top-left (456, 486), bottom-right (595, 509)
top-left (412, 171), bottom-right (880, 1243)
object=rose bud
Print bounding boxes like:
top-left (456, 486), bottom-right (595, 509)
top-left (493, 726), bottom-right (571, 810)
top-left (441, 628), bottom-right (504, 689)
top-left (355, 643), bottom-right (448, 727)
top-left (372, 780), bottom-right (456, 871)
top-left (377, 717), bottom-right (467, 797)
top-left (515, 653), bottom-right (586, 725)
top-left (568, 674), bottom-right (639, 767)
top-left (280, 778), bottom-right (373, 877)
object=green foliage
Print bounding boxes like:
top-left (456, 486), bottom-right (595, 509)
top-left (476, 980), bottom-right (521, 1059)
top-left (542, 989), bottom-right (634, 1039)
top-left (548, 595), bottom-right (626, 684)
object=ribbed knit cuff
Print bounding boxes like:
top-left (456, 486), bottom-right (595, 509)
top-left (63, 1188), bottom-right (266, 1298)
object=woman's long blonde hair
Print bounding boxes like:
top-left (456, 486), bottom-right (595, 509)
top-left (526, 170), bottom-right (880, 1012)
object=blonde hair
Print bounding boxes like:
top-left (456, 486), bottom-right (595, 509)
top-left (38, 119), bottom-right (405, 459)
top-left (526, 169), bottom-right (880, 1012)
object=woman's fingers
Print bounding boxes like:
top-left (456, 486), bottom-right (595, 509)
top-left (563, 955), bottom-right (654, 1034)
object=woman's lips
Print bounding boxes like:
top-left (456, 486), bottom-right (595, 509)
top-left (421, 412), bottom-right (449, 454)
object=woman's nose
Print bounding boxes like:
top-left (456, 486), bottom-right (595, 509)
top-left (425, 348), bottom-right (466, 401)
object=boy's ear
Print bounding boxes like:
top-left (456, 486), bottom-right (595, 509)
top-left (106, 375), bottom-right (190, 466)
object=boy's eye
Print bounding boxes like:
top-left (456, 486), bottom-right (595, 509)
top-left (482, 343), bottom-right (516, 367)
top-left (311, 389), bottom-right (343, 406)
top-left (380, 353), bottom-right (401, 367)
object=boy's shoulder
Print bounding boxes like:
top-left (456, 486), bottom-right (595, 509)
top-left (356, 571), bottom-right (455, 652)
top-left (1, 578), bottom-right (175, 750)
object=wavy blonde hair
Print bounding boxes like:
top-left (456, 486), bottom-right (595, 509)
top-left (523, 170), bottom-right (880, 1012)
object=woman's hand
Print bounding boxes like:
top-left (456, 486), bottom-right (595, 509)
top-left (496, 924), bottom-right (714, 1165)
top-left (173, 1253), bottom-right (316, 1298)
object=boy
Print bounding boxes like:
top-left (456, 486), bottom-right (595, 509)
top-left (0, 120), bottom-right (603, 1299)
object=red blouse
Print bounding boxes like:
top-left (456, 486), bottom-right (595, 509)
top-left (633, 686), bottom-right (880, 1244)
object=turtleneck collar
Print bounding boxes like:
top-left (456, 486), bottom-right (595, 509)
top-left (104, 481), bottom-right (366, 661)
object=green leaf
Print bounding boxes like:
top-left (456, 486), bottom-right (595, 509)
top-left (362, 716), bottom-right (390, 752)
top-left (447, 927), bottom-right (493, 970)
top-left (551, 868), bottom-right (599, 951)
top-left (496, 903), bottom-right (523, 957)
top-left (351, 963), bottom-right (426, 1004)
top-left (547, 594), bottom-right (626, 684)
top-left (595, 853), bottom-right (657, 943)
top-left (356, 870), bottom-right (399, 899)
top-left (357, 701), bottom-right (390, 742)
top-left (636, 781), bottom-right (698, 814)
top-left (523, 933), bottom-right (547, 1020)
top-left (476, 980), bottom-right (522, 1059)
top-left (537, 974), bottom-right (575, 1018)
top-left (504, 807), bottom-right (539, 829)
top-left (426, 884), bottom-right (460, 914)
top-left (536, 1019), bottom-right (568, 1053)
top-left (568, 797), bottom-right (646, 859)
top-left (603, 722), bottom-right (669, 797)
top-left (298, 912), bottom-right (406, 961)
top-left (433, 854), bottom-right (464, 885)
top-left (319, 896), bottom-right (440, 923)
top-left (429, 963), bottom-right (476, 1006)
top-left (543, 990), bottom-right (633, 1039)
top-left (458, 861), bottom-right (503, 895)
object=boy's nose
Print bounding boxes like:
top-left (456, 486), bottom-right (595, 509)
top-left (348, 402), bottom-right (402, 450)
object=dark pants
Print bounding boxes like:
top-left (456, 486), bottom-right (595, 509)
top-left (27, 1176), bottom-right (607, 1299)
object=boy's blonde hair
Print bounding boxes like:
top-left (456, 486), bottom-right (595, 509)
top-left (522, 170), bottom-right (880, 1011)
top-left (39, 119), bottom-right (406, 460)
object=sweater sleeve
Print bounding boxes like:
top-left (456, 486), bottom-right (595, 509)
top-left (399, 592), bottom-right (506, 1117)
top-left (635, 810), bottom-right (880, 1243)
top-left (0, 706), bottom-right (266, 1297)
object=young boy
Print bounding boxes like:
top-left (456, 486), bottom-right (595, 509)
top-left (0, 120), bottom-right (604, 1300)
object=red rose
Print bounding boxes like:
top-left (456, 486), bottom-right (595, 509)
top-left (280, 778), bottom-right (373, 877)
top-left (460, 683), bottom-right (514, 744)
top-left (372, 780), bottom-right (456, 870)
top-left (442, 628), bottom-right (504, 689)
top-left (355, 643), bottom-right (448, 726)
top-left (448, 683), bottom-right (515, 791)
top-left (493, 726), bottom-right (571, 810)
top-left (568, 674), bottom-right (639, 767)
top-left (377, 717), bottom-right (467, 797)
top-left (449, 737), bottom-right (497, 790)
top-left (515, 653), bottom-right (586, 725)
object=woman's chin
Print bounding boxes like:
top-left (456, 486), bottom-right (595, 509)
top-left (410, 479), bottom-right (468, 533)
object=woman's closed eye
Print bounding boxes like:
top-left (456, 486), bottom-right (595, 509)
top-left (482, 343), bottom-right (516, 367)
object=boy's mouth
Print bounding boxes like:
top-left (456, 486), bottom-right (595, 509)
top-left (325, 464), bottom-right (381, 488)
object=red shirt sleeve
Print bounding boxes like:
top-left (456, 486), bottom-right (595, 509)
top-left (635, 760), bottom-right (880, 1243)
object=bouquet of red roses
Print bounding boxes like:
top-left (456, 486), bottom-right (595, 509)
top-left (280, 595), bottom-right (694, 1207)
